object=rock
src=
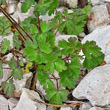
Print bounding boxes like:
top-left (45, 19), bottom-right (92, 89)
top-left (60, 107), bottom-right (72, 110)
top-left (5, 53), bottom-right (13, 62)
top-left (6, 3), bottom-right (17, 14)
top-left (14, 73), bottom-right (33, 92)
top-left (87, 3), bottom-right (110, 32)
top-left (104, 0), bottom-right (110, 2)
top-left (46, 106), bottom-right (54, 110)
top-left (59, 0), bottom-right (78, 8)
top-left (6, 0), bottom-right (17, 4)
top-left (36, 80), bottom-right (46, 96)
top-left (89, 107), bottom-right (104, 110)
top-left (78, 32), bottom-right (86, 41)
top-left (8, 98), bottom-right (19, 110)
top-left (0, 95), bottom-right (8, 110)
top-left (90, 0), bottom-right (104, 6)
top-left (82, 25), bottom-right (110, 64)
top-left (12, 2), bottom-right (35, 22)
top-left (13, 88), bottom-right (46, 110)
top-left (72, 64), bottom-right (110, 106)
top-left (79, 102), bottom-right (92, 110)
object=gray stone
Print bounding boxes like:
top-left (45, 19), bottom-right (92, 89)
top-left (79, 102), bottom-right (92, 110)
top-left (87, 3), bottom-right (110, 32)
top-left (60, 107), bottom-right (72, 110)
top-left (89, 107), bottom-right (104, 110)
top-left (0, 95), bottom-right (8, 110)
top-left (46, 106), bottom-right (54, 110)
top-left (5, 53), bottom-right (13, 62)
top-left (13, 88), bottom-right (46, 110)
top-left (104, 0), bottom-right (110, 2)
top-left (72, 64), bottom-right (110, 106)
top-left (12, 2), bottom-right (35, 22)
top-left (90, 0), bottom-right (104, 6)
top-left (82, 25), bottom-right (110, 64)
top-left (59, 0), bottom-right (78, 8)
top-left (14, 73), bottom-right (33, 92)
top-left (8, 98), bottom-right (19, 110)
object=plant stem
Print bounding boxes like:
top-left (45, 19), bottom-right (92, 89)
top-left (52, 74), bottom-right (59, 91)
top-left (54, 20), bottom-right (61, 36)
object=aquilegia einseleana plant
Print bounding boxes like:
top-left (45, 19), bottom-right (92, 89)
top-left (0, 0), bottom-right (104, 105)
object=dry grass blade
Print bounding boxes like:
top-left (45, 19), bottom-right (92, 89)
top-left (34, 99), bottom-right (82, 107)
top-left (0, 5), bottom-right (33, 41)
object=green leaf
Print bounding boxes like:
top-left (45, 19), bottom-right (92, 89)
top-left (83, 54), bottom-right (104, 69)
top-left (39, 41), bottom-right (52, 54)
top-left (25, 39), bottom-right (38, 49)
top-left (21, 16), bottom-right (38, 33)
top-left (58, 40), bottom-right (69, 48)
top-left (82, 5), bottom-right (91, 14)
top-left (40, 22), bottom-right (50, 33)
top-left (37, 72), bottom-right (49, 85)
top-left (82, 41), bottom-right (104, 68)
top-left (46, 89), bottom-right (67, 105)
top-left (37, 65), bottom-right (45, 74)
top-left (35, 54), bottom-right (47, 64)
top-left (43, 79), bottom-right (54, 89)
top-left (0, 62), bottom-right (3, 79)
top-left (24, 46), bottom-right (38, 61)
top-left (35, 33), bottom-right (47, 42)
top-left (19, 57), bottom-right (24, 66)
top-left (30, 24), bottom-right (38, 34)
top-left (21, 2), bottom-right (31, 13)
top-left (55, 60), bottom-right (66, 72)
top-left (21, 0), bottom-right (35, 13)
top-left (59, 70), bottom-right (75, 89)
top-left (0, 0), bottom-right (6, 4)
top-left (8, 59), bottom-right (17, 69)
top-left (48, 0), bottom-right (59, 16)
top-left (13, 32), bottom-right (22, 49)
top-left (1, 80), bottom-right (15, 97)
top-left (46, 63), bottom-right (54, 74)
top-left (1, 39), bottom-right (10, 54)
top-left (45, 53), bottom-right (58, 62)
top-left (11, 68), bottom-right (22, 80)
top-left (46, 33), bottom-right (55, 48)
top-left (34, 4), bottom-right (48, 15)
top-left (0, 16), bottom-right (11, 35)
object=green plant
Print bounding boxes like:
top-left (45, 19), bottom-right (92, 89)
top-left (0, 0), bottom-right (6, 4)
top-left (0, 0), bottom-right (104, 105)
top-left (0, 16), bottom-right (12, 35)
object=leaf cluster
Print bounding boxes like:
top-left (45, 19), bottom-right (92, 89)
top-left (0, 16), bottom-right (12, 35)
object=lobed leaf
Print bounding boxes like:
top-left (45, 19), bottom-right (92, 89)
top-left (1, 80), bottom-right (15, 97)
top-left (82, 41), bottom-right (104, 69)
top-left (46, 89), bottom-right (67, 105)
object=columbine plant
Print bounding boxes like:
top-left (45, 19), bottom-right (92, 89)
top-left (0, 0), bottom-right (104, 105)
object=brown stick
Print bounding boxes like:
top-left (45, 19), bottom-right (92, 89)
top-left (34, 99), bottom-right (82, 107)
top-left (0, 6), bottom-right (33, 41)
